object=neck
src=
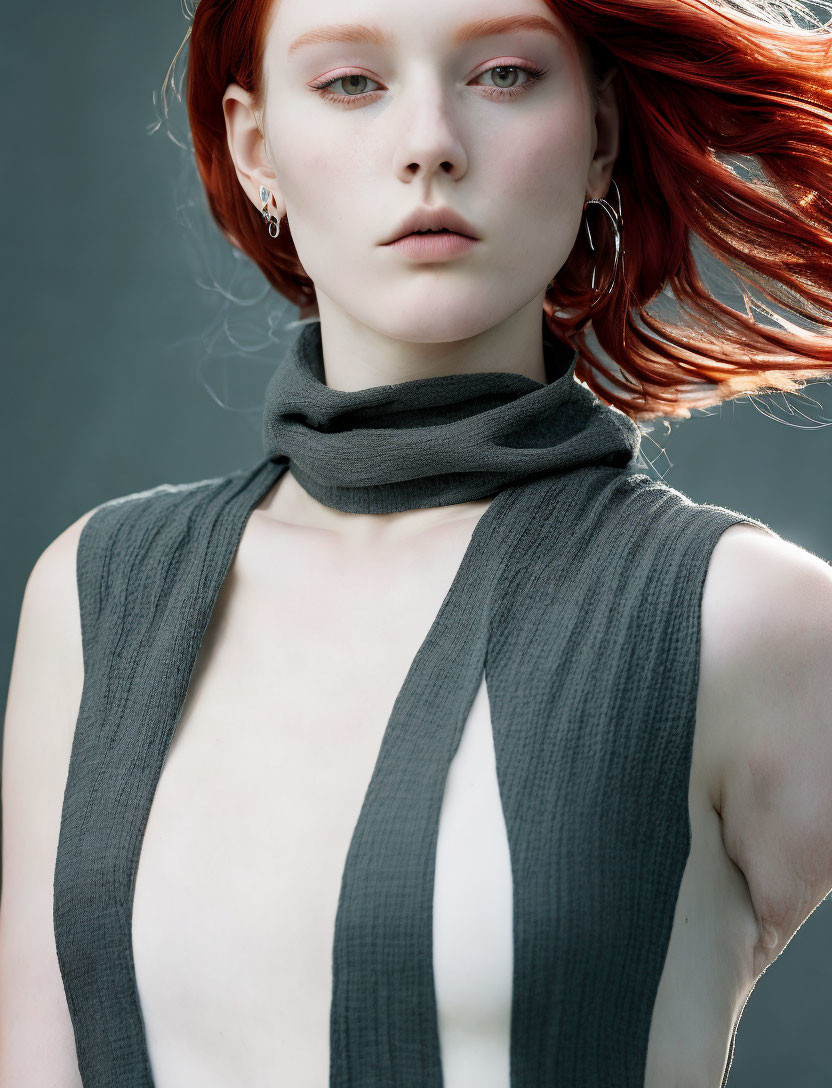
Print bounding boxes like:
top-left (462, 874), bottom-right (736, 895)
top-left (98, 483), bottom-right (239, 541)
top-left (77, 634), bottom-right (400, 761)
top-left (255, 469), bottom-right (494, 547)
top-left (310, 295), bottom-right (551, 391)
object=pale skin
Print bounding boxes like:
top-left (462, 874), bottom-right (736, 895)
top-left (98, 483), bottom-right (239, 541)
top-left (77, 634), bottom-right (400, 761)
top-left (2, 0), bottom-right (832, 1084)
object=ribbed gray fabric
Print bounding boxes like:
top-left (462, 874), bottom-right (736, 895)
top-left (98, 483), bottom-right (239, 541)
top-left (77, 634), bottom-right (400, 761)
top-left (54, 317), bottom-right (778, 1087)
top-left (261, 318), bottom-right (635, 512)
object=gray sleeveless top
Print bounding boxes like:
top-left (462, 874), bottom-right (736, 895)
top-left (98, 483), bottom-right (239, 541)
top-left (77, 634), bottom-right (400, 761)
top-left (53, 318), bottom-right (777, 1085)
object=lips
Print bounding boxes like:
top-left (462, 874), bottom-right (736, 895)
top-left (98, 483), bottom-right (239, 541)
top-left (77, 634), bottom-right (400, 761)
top-left (382, 206), bottom-right (479, 244)
top-left (385, 231), bottom-right (478, 258)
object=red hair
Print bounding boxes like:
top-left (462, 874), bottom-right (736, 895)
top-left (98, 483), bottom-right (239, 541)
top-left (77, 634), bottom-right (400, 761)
top-left (183, 0), bottom-right (832, 419)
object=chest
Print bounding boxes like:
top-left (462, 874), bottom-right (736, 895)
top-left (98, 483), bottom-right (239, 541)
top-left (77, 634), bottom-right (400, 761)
top-left (130, 514), bottom-right (761, 1088)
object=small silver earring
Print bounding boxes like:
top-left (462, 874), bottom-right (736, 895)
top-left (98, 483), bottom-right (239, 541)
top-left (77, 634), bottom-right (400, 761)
top-left (259, 185), bottom-right (280, 239)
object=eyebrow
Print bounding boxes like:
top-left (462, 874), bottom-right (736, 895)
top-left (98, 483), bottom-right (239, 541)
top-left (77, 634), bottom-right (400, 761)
top-left (288, 15), bottom-right (565, 56)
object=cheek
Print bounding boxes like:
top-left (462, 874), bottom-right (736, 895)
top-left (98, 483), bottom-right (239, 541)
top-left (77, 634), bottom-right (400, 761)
top-left (487, 103), bottom-right (590, 212)
top-left (481, 102), bottom-right (590, 273)
top-left (270, 114), bottom-right (329, 203)
top-left (266, 120), bottom-right (346, 270)
top-left (267, 109), bottom-right (381, 245)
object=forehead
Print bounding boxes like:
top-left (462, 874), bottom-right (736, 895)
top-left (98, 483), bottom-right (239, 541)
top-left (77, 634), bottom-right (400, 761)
top-left (269, 0), bottom-right (578, 55)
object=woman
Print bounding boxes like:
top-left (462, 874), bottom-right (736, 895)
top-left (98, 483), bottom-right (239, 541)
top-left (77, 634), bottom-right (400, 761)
top-left (4, 0), bottom-right (832, 1085)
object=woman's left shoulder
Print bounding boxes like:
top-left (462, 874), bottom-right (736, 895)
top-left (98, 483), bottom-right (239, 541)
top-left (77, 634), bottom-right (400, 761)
top-left (698, 517), bottom-right (832, 973)
top-left (704, 518), bottom-right (832, 621)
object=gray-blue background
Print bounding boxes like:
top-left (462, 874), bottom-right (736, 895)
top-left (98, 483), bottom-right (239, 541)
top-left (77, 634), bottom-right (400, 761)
top-left (2, 2), bottom-right (831, 1083)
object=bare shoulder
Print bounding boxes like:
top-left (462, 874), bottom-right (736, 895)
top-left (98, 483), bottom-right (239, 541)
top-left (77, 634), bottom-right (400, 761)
top-left (0, 505), bottom-right (99, 1087)
top-left (26, 505), bottom-right (100, 606)
top-left (9, 505), bottom-right (100, 732)
top-left (701, 523), bottom-right (832, 710)
top-left (698, 520), bottom-right (832, 975)
top-left (3, 504), bottom-right (100, 834)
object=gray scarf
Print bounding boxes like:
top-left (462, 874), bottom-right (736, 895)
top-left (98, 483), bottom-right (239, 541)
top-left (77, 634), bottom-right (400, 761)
top-left (261, 316), bottom-right (642, 512)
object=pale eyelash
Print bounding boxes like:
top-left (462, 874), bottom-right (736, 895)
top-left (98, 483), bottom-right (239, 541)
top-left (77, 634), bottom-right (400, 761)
top-left (309, 63), bottom-right (550, 106)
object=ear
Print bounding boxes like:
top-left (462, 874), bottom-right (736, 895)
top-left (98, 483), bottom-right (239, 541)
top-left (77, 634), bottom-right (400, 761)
top-left (585, 66), bottom-right (621, 200)
top-left (222, 83), bottom-right (284, 218)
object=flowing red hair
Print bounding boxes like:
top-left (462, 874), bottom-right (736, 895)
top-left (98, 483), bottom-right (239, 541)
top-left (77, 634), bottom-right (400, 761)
top-left (181, 0), bottom-right (832, 419)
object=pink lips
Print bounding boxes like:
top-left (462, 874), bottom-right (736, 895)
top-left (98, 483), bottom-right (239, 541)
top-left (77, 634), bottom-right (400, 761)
top-left (384, 231), bottom-right (478, 260)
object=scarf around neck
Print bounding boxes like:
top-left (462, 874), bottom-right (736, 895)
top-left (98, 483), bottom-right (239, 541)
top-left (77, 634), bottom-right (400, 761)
top-left (261, 315), bottom-right (643, 512)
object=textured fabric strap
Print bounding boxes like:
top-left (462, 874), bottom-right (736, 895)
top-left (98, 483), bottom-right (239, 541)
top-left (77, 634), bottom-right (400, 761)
top-left (53, 460), bottom-right (285, 1085)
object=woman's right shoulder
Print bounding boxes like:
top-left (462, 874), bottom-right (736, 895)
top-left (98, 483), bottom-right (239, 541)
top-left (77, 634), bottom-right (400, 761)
top-left (3, 471), bottom-right (237, 830)
top-left (12, 493), bottom-right (127, 722)
top-left (19, 473), bottom-right (236, 650)
top-left (21, 505), bottom-right (99, 644)
top-left (28, 476), bottom-right (225, 585)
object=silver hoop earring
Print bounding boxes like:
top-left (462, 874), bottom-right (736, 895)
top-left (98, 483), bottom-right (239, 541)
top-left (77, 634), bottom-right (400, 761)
top-left (547, 177), bottom-right (624, 309)
top-left (583, 177), bottom-right (623, 308)
top-left (259, 185), bottom-right (281, 239)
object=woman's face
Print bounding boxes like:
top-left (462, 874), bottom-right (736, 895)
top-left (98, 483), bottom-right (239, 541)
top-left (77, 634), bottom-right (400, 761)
top-left (226, 0), bottom-right (617, 344)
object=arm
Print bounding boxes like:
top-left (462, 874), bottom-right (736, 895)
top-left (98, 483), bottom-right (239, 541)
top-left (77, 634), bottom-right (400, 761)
top-left (706, 527), bottom-right (832, 978)
top-left (0, 508), bottom-right (97, 1087)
